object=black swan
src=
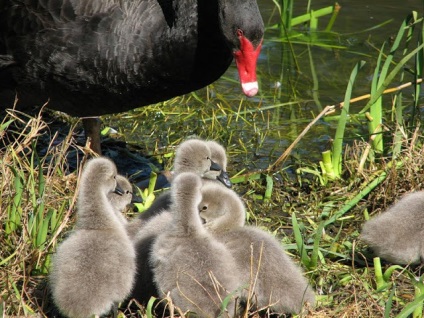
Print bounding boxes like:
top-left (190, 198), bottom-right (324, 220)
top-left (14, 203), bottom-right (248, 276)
top-left (0, 0), bottom-right (264, 152)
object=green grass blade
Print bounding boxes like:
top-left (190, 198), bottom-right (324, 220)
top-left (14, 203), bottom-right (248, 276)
top-left (147, 171), bottom-right (158, 196)
top-left (393, 12), bottom-right (417, 156)
top-left (6, 167), bottom-right (24, 234)
top-left (373, 257), bottom-right (389, 291)
top-left (395, 294), bottom-right (424, 318)
top-left (324, 3), bottom-right (341, 32)
top-left (321, 150), bottom-right (336, 181)
top-left (332, 60), bottom-right (366, 178)
top-left (290, 6), bottom-right (335, 27)
top-left (291, 213), bottom-right (310, 268)
top-left (413, 278), bottom-right (424, 318)
top-left (264, 174), bottom-right (273, 201)
top-left (359, 42), bottom-right (424, 115)
top-left (368, 42), bottom-right (384, 153)
top-left (0, 119), bottom-right (14, 133)
top-left (230, 171), bottom-right (262, 184)
top-left (383, 265), bottom-right (404, 282)
top-left (146, 296), bottom-right (157, 318)
top-left (384, 284), bottom-right (397, 318)
top-left (324, 167), bottom-right (393, 226)
top-left (50, 202), bottom-right (66, 232)
top-left (411, 13), bottom-right (423, 126)
top-left (308, 45), bottom-right (322, 111)
top-left (36, 209), bottom-right (53, 248)
top-left (310, 221), bottom-right (325, 269)
top-left (375, 13), bottom-right (416, 152)
top-left (377, 13), bottom-right (416, 89)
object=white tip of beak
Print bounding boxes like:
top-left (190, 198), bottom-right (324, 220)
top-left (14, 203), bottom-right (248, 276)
top-left (242, 81), bottom-right (259, 97)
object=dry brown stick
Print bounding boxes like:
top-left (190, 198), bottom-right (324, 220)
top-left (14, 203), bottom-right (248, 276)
top-left (338, 78), bottom-right (423, 109)
top-left (267, 105), bottom-right (334, 172)
top-left (267, 78), bottom-right (423, 172)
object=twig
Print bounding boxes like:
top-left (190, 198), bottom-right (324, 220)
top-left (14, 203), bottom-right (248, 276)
top-left (267, 105), bottom-right (334, 171)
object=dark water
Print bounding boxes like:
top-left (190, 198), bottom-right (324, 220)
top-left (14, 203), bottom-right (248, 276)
top-left (105, 0), bottom-right (424, 175)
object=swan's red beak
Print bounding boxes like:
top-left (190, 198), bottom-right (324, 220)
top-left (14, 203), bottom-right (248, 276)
top-left (233, 33), bottom-right (262, 97)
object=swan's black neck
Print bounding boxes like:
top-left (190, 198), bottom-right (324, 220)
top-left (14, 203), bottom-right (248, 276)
top-left (157, 0), bottom-right (175, 28)
top-left (194, 0), bottom-right (232, 87)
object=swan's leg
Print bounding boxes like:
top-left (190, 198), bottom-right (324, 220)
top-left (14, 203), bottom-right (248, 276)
top-left (82, 117), bottom-right (102, 155)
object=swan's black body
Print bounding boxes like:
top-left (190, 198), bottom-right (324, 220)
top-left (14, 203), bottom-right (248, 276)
top-left (0, 0), bottom-right (264, 117)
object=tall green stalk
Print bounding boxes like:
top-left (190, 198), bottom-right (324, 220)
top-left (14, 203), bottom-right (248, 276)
top-left (370, 13), bottom-right (417, 153)
top-left (411, 13), bottom-right (424, 128)
top-left (331, 61), bottom-right (366, 178)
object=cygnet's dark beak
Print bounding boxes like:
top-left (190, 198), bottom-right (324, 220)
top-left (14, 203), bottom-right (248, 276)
top-left (217, 170), bottom-right (232, 188)
top-left (131, 193), bottom-right (143, 204)
top-left (113, 184), bottom-right (124, 196)
top-left (209, 159), bottom-right (222, 171)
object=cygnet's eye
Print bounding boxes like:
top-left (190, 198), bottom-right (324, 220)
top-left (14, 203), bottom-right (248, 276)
top-left (201, 206), bottom-right (208, 211)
